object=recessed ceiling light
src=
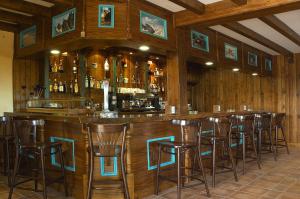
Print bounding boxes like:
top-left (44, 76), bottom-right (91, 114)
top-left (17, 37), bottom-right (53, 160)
top-left (232, 68), bottom-right (240, 72)
top-left (252, 73), bottom-right (258, 76)
top-left (50, 49), bottom-right (60, 55)
top-left (205, 61), bottom-right (214, 66)
top-left (147, 60), bottom-right (153, 65)
top-left (139, 45), bottom-right (150, 51)
top-left (129, 52), bottom-right (133, 55)
top-left (156, 57), bottom-right (160, 60)
top-left (62, 52), bottom-right (68, 56)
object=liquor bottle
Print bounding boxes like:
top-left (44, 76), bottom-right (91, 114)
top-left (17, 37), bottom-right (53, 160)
top-left (52, 61), bottom-right (58, 73)
top-left (53, 79), bottom-right (58, 93)
top-left (58, 58), bottom-right (64, 73)
top-left (69, 80), bottom-right (74, 94)
top-left (58, 81), bottom-right (64, 93)
top-left (63, 81), bottom-right (67, 93)
top-left (74, 78), bottom-right (79, 94)
top-left (85, 75), bottom-right (89, 88)
top-left (49, 80), bottom-right (53, 93)
top-left (73, 54), bottom-right (79, 74)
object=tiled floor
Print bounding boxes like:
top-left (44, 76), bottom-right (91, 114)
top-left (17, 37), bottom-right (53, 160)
top-left (2, 147), bottom-right (300, 199)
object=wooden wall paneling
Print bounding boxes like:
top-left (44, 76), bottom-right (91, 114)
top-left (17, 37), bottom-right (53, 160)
top-left (129, 0), bottom-right (176, 52)
top-left (295, 55), bottom-right (300, 143)
top-left (217, 33), bottom-right (243, 70)
top-left (85, 0), bottom-right (128, 40)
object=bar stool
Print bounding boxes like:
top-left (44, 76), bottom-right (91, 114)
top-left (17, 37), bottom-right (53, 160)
top-left (272, 113), bottom-right (289, 158)
top-left (0, 116), bottom-right (14, 184)
top-left (155, 120), bottom-right (210, 199)
top-left (9, 119), bottom-right (68, 199)
top-left (86, 123), bottom-right (130, 199)
top-left (201, 117), bottom-right (238, 187)
top-left (255, 113), bottom-right (276, 162)
top-left (230, 115), bottom-right (261, 175)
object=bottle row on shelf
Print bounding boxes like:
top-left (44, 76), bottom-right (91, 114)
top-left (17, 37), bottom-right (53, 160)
top-left (49, 78), bottom-right (80, 94)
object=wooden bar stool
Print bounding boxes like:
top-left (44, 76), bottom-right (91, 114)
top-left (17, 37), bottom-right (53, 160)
top-left (231, 115), bottom-right (261, 175)
top-left (201, 117), bottom-right (238, 187)
top-left (9, 119), bottom-right (68, 199)
top-left (255, 113), bottom-right (276, 162)
top-left (272, 113), bottom-right (289, 159)
top-left (0, 116), bottom-right (14, 185)
top-left (155, 120), bottom-right (210, 199)
top-left (86, 123), bottom-right (130, 199)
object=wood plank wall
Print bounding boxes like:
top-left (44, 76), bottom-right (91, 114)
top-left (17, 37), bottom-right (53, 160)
top-left (13, 57), bottom-right (43, 111)
top-left (188, 53), bottom-right (300, 144)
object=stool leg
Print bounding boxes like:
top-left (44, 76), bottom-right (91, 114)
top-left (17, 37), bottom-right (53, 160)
top-left (5, 140), bottom-right (11, 186)
top-left (228, 139), bottom-right (238, 182)
top-left (155, 144), bottom-right (162, 195)
top-left (281, 127), bottom-right (290, 154)
top-left (40, 148), bottom-right (47, 199)
top-left (268, 129), bottom-right (276, 161)
top-left (87, 152), bottom-right (94, 199)
top-left (58, 146), bottom-right (68, 196)
top-left (212, 138), bottom-right (216, 187)
top-left (177, 148), bottom-right (181, 199)
top-left (9, 148), bottom-right (20, 199)
top-left (196, 146), bottom-right (210, 197)
top-left (251, 131), bottom-right (261, 169)
top-left (242, 133), bottom-right (246, 175)
top-left (258, 130), bottom-right (262, 163)
top-left (34, 153), bottom-right (39, 192)
top-left (275, 127), bottom-right (278, 160)
top-left (121, 154), bottom-right (130, 199)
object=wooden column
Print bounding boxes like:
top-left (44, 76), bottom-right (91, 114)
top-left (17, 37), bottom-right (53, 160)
top-left (166, 28), bottom-right (188, 115)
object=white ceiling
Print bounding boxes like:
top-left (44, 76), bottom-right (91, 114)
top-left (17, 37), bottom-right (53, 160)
top-left (24, 0), bottom-right (54, 7)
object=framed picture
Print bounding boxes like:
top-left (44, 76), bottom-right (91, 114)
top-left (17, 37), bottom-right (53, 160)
top-left (20, 25), bottom-right (36, 48)
top-left (248, 52), bottom-right (258, 66)
top-left (224, 43), bottom-right (238, 61)
top-left (140, 11), bottom-right (167, 40)
top-left (265, 58), bottom-right (272, 71)
top-left (52, 8), bottom-right (76, 38)
top-left (191, 30), bottom-right (209, 52)
top-left (98, 4), bottom-right (114, 28)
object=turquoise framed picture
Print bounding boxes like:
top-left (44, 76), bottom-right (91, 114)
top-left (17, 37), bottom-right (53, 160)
top-left (265, 58), bottom-right (272, 71)
top-left (225, 43), bottom-right (238, 61)
top-left (191, 30), bottom-right (209, 52)
top-left (52, 8), bottom-right (76, 38)
top-left (248, 52), bottom-right (258, 67)
top-left (20, 25), bottom-right (36, 48)
top-left (140, 11), bottom-right (167, 40)
top-left (98, 4), bottom-right (114, 28)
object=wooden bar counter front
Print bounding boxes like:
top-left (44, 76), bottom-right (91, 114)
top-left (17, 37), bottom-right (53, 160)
top-left (5, 112), bottom-right (189, 199)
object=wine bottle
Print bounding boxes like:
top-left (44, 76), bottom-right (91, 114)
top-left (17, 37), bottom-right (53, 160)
top-left (58, 81), bottom-right (64, 93)
top-left (85, 75), bottom-right (89, 88)
top-left (53, 79), bottom-right (58, 93)
top-left (49, 80), bottom-right (53, 93)
top-left (74, 79), bottom-right (79, 94)
top-left (69, 80), bottom-right (74, 94)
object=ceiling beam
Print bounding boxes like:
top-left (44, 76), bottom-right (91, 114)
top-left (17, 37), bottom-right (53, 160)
top-left (231, 0), bottom-right (247, 5)
top-left (169, 0), bottom-right (205, 15)
top-left (0, 21), bottom-right (19, 32)
top-left (0, 10), bottom-right (34, 25)
top-left (175, 0), bottom-right (300, 27)
top-left (260, 15), bottom-right (300, 46)
top-left (0, 0), bottom-right (50, 18)
top-left (223, 22), bottom-right (292, 55)
top-left (44, 0), bottom-right (73, 7)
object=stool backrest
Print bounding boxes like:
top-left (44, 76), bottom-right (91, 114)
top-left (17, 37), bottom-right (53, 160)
top-left (231, 115), bottom-right (255, 134)
top-left (13, 119), bottom-right (45, 146)
top-left (272, 113), bottom-right (285, 127)
top-left (199, 117), bottom-right (215, 137)
top-left (214, 117), bottom-right (232, 138)
top-left (0, 116), bottom-right (8, 137)
top-left (86, 123), bottom-right (128, 157)
top-left (255, 113), bottom-right (272, 131)
top-left (172, 120), bottom-right (200, 144)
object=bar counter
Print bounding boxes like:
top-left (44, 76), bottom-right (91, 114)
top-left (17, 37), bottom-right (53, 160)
top-left (4, 111), bottom-right (260, 199)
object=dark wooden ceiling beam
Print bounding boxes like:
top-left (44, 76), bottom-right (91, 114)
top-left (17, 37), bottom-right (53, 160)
top-left (231, 0), bottom-right (247, 5)
top-left (260, 15), bottom-right (300, 46)
top-left (175, 0), bottom-right (300, 27)
top-left (169, 0), bottom-right (205, 15)
top-left (0, 0), bottom-right (50, 18)
top-left (223, 22), bottom-right (292, 55)
top-left (44, 0), bottom-right (73, 7)
top-left (0, 21), bottom-right (19, 32)
top-left (0, 10), bottom-right (34, 25)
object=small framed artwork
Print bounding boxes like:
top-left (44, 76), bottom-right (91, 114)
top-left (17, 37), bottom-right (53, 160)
top-left (98, 4), bottom-right (114, 28)
top-left (52, 8), bottom-right (76, 38)
top-left (224, 43), bottom-right (238, 61)
top-left (20, 25), bottom-right (36, 48)
top-left (265, 58), bottom-right (272, 71)
top-left (140, 11), bottom-right (168, 40)
top-left (191, 30), bottom-right (209, 52)
top-left (248, 52), bottom-right (258, 66)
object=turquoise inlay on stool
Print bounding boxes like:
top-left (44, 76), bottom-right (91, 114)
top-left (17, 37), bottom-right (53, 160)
top-left (50, 137), bottom-right (76, 172)
top-left (100, 157), bottom-right (118, 176)
top-left (147, 136), bottom-right (176, 171)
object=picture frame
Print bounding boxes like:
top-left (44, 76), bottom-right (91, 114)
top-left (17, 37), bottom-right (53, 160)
top-left (265, 58), bottom-right (272, 72)
top-left (140, 11), bottom-right (168, 40)
top-left (224, 43), bottom-right (238, 61)
top-left (191, 30), bottom-right (209, 52)
top-left (52, 8), bottom-right (76, 38)
top-left (20, 25), bottom-right (36, 48)
top-left (98, 4), bottom-right (115, 28)
top-left (248, 52), bottom-right (258, 67)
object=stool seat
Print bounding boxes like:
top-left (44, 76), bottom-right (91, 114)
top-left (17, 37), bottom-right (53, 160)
top-left (158, 141), bottom-right (196, 148)
top-left (91, 145), bottom-right (122, 157)
top-left (19, 142), bottom-right (62, 150)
